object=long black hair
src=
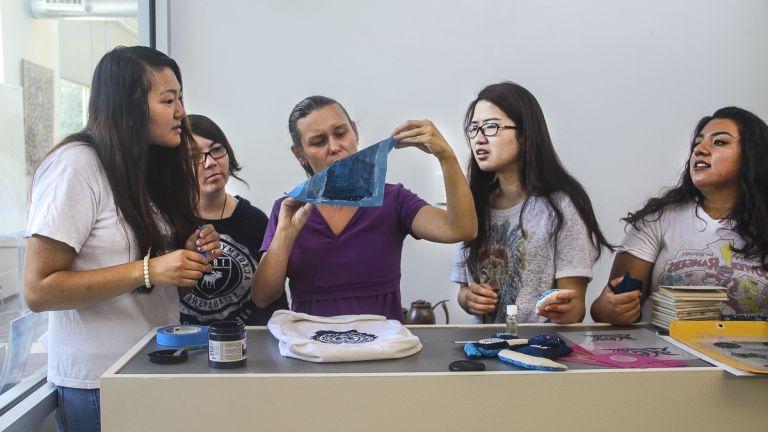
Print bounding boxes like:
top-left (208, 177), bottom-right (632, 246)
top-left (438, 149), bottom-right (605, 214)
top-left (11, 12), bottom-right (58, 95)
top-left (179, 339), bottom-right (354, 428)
top-left (43, 46), bottom-right (199, 291)
top-left (462, 82), bottom-right (613, 268)
top-left (188, 114), bottom-right (247, 185)
top-left (624, 106), bottom-right (768, 270)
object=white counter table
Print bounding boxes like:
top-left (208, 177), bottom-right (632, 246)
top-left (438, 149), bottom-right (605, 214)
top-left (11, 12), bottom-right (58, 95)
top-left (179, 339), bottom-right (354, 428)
top-left (101, 324), bottom-right (768, 431)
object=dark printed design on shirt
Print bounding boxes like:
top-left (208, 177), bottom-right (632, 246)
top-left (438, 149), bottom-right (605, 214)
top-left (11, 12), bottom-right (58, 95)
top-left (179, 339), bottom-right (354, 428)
top-left (659, 239), bottom-right (768, 314)
top-left (468, 219), bottom-right (525, 323)
top-left (311, 330), bottom-right (377, 344)
top-left (180, 234), bottom-right (255, 321)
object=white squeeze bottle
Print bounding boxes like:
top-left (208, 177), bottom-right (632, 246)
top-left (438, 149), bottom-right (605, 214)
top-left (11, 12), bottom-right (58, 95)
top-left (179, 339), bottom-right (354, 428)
top-left (505, 305), bottom-right (519, 337)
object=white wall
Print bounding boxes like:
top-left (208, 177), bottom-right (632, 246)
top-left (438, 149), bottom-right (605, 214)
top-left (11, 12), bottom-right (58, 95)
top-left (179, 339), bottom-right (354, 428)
top-left (0, 4), bottom-right (4, 83)
top-left (0, 0), bottom-right (58, 89)
top-left (167, 0), bottom-right (768, 323)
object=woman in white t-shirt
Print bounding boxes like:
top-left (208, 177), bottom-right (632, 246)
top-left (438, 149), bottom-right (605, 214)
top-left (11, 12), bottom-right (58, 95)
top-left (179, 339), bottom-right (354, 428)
top-left (23, 46), bottom-right (221, 431)
top-left (452, 82), bottom-right (613, 323)
top-left (591, 107), bottom-right (768, 324)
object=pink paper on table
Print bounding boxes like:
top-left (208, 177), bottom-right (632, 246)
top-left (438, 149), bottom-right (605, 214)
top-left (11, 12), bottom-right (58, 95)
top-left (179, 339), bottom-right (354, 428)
top-left (560, 344), bottom-right (613, 367)
top-left (560, 344), bottom-right (687, 369)
top-left (592, 352), bottom-right (686, 369)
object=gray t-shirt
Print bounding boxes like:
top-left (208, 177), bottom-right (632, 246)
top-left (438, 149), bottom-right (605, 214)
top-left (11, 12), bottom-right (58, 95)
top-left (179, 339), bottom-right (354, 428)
top-left (26, 143), bottom-right (179, 388)
top-left (619, 202), bottom-right (768, 317)
top-left (452, 193), bottom-right (596, 323)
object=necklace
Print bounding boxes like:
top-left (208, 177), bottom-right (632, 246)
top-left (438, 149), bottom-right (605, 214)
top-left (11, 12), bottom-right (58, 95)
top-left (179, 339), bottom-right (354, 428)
top-left (219, 194), bottom-right (228, 220)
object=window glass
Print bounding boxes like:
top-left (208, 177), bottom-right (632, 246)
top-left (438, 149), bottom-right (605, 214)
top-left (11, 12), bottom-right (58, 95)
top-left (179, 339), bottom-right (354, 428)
top-left (59, 79), bottom-right (88, 138)
top-left (0, 1), bottom-right (139, 398)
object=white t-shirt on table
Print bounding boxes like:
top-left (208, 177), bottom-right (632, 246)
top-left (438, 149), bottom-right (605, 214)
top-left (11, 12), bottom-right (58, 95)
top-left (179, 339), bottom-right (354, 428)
top-left (452, 193), bottom-right (597, 323)
top-left (619, 202), bottom-right (768, 317)
top-left (26, 143), bottom-right (179, 389)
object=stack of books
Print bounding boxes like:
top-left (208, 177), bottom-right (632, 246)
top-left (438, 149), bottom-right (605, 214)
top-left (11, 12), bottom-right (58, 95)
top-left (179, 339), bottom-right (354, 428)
top-left (651, 285), bottom-right (727, 329)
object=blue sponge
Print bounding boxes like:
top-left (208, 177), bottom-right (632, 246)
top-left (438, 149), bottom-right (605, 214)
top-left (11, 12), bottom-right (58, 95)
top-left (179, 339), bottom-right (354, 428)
top-left (464, 343), bottom-right (502, 359)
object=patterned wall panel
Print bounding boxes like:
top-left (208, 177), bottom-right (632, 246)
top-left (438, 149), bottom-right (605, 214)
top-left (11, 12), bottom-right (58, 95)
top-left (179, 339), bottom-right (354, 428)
top-left (21, 60), bottom-right (54, 176)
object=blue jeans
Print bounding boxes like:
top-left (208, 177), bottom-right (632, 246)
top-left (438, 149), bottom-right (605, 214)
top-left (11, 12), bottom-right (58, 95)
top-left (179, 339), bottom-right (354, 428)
top-left (55, 386), bottom-right (101, 432)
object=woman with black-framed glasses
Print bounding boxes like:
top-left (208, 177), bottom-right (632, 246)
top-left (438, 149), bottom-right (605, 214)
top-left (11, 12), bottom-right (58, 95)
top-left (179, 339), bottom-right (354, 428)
top-left (182, 114), bottom-right (288, 326)
top-left (452, 82), bottom-right (613, 324)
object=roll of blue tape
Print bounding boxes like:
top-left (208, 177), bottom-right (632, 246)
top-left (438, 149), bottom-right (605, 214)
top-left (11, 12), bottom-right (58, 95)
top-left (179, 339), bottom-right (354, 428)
top-left (156, 325), bottom-right (209, 347)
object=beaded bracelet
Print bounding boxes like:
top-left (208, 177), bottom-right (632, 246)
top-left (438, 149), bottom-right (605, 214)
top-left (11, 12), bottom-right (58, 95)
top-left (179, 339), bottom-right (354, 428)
top-left (143, 247), bottom-right (152, 289)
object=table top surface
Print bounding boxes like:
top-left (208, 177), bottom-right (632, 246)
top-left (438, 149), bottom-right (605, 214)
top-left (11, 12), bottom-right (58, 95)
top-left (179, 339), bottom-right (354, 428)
top-left (113, 324), bottom-right (713, 376)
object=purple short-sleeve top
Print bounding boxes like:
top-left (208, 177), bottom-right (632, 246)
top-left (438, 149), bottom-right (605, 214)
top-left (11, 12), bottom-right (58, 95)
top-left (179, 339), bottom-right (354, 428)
top-left (260, 183), bottom-right (428, 321)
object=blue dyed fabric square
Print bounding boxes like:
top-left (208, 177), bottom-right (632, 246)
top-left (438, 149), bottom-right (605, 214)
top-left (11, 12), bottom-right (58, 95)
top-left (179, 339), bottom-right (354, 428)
top-left (286, 138), bottom-right (396, 207)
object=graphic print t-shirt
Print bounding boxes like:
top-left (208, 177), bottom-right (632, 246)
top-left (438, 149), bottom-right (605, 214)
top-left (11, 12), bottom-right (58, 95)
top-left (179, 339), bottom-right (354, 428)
top-left (452, 193), bottom-right (597, 323)
top-left (180, 197), bottom-right (288, 325)
top-left (619, 202), bottom-right (768, 316)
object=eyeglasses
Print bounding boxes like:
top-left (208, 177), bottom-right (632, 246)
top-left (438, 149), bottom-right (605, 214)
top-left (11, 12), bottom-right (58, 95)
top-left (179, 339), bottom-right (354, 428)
top-left (465, 123), bottom-right (518, 138)
top-left (196, 144), bottom-right (227, 165)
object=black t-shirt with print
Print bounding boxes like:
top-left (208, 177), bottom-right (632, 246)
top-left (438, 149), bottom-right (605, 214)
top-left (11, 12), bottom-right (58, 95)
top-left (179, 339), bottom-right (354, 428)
top-left (180, 196), bottom-right (288, 325)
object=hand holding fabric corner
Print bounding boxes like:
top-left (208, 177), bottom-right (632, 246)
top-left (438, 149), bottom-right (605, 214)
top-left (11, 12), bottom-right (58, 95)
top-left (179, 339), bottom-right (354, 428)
top-left (277, 198), bottom-right (314, 238)
top-left (392, 119), bottom-right (456, 162)
top-left (393, 119), bottom-right (478, 244)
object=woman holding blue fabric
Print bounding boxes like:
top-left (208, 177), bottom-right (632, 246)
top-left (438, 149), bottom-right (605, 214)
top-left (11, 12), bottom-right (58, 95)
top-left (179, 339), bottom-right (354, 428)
top-left (252, 95), bottom-right (477, 321)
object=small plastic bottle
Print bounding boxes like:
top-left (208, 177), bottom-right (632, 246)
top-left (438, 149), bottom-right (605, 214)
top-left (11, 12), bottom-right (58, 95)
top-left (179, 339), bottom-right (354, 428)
top-left (505, 305), bottom-right (518, 337)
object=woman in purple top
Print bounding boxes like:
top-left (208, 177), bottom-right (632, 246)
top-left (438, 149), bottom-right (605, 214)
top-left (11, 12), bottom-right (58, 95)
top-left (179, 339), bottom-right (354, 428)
top-left (253, 95), bottom-right (477, 321)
